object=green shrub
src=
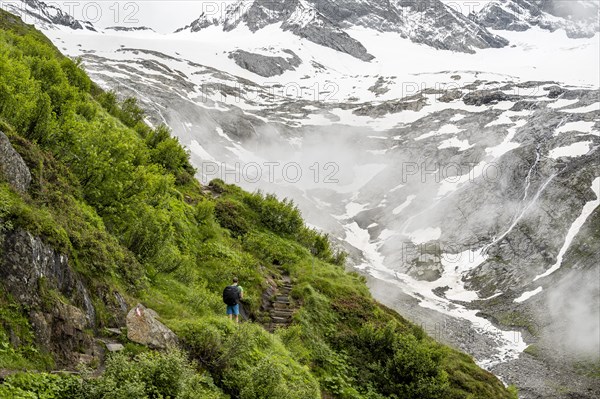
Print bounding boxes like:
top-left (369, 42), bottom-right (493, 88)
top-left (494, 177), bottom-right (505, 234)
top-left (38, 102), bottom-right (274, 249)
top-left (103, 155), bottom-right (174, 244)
top-left (0, 372), bottom-right (82, 399)
top-left (85, 350), bottom-right (225, 399)
top-left (214, 199), bottom-right (251, 237)
top-left (243, 231), bottom-right (306, 266)
top-left (243, 192), bottom-right (302, 236)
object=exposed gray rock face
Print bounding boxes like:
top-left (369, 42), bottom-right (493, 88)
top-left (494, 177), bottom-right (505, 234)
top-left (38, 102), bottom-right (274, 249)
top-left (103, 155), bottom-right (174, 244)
top-left (229, 49), bottom-right (302, 77)
top-left (353, 96), bottom-right (427, 117)
top-left (0, 229), bottom-right (96, 325)
top-left (463, 90), bottom-right (512, 106)
top-left (0, 228), bottom-right (98, 366)
top-left (0, 131), bottom-right (31, 194)
top-left (475, 0), bottom-right (600, 39)
top-left (177, 0), bottom-right (507, 58)
top-left (284, 20), bottom-right (374, 61)
top-left (4, 0), bottom-right (96, 31)
top-left (126, 304), bottom-right (178, 349)
top-left (368, 77), bottom-right (392, 96)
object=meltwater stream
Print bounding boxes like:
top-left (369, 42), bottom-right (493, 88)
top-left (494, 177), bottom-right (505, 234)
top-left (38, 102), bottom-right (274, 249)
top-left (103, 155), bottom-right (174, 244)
top-left (345, 221), bottom-right (528, 371)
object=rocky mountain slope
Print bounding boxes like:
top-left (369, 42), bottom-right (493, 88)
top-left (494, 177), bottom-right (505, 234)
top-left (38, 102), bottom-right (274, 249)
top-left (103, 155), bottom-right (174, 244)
top-left (475, 0), bottom-right (600, 38)
top-left (2, 0), bottom-right (95, 30)
top-left (177, 0), bottom-right (508, 60)
top-left (2, 1), bottom-right (599, 398)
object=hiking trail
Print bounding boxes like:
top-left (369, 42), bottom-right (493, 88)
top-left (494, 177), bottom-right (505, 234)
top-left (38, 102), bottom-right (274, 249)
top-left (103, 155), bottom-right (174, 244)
top-left (260, 272), bottom-right (298, 332)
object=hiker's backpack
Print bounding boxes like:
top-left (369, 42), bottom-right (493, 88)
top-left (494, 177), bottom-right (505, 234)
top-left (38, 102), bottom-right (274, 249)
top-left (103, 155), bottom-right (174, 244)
top-left (223, 285), bottom-right (240, 306)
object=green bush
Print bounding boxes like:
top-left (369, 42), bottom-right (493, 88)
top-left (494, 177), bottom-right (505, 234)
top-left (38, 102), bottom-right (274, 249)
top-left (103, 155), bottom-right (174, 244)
top-left (214, 199), bottom-right (251, 237)
top-left (0, 372), bottom-right (82, 399)
top-left (244, 192), bottom-right (303, 236)
top-left (0, 350), bottom-right (226, 399)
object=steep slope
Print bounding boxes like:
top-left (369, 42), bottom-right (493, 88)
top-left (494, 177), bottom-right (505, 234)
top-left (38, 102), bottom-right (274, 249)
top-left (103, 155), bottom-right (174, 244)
top-left (0, 9), bottom-right (518, 399)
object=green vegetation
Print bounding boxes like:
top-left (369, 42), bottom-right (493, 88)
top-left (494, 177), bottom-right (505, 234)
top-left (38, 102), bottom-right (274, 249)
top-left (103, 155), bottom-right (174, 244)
top-left (0, 292), bottom-right (54, 371)
top-left (495, 311), bottom-right (539, 337)
top-left (0, 10), bottom-right (516, 399)
top-left (0, 349), bottom-right (225, 399)
top-left (523, 345), bottom-right (540, 358)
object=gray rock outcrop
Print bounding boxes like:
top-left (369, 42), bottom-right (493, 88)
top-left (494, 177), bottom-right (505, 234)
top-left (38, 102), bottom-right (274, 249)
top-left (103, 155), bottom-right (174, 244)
top-left (229, 49), bottom-right (302, 77)
top-left (126, 304), bottom-right (178, 349)
top-left (0, 131), bottom-right (32, 193)
top-left (475, 0), bottom-right (599, 39)
top-left (0, 228), bottom-right (98, 366)
top-left (4, 0), bottom-right (96, 31)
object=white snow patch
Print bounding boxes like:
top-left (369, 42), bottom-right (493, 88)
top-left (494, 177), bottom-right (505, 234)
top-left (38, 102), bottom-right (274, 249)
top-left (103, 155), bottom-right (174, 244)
top-left (485, 119), bottom-right (527, 158)
top-left (438, 137), bottom-right (473, 151)
top-left (415, 124), bottom-right (461, 141)
top-left (548, 141), bottom-right (591, 159)
top-left (548, 99), bottom-right (579, 109)
top-left (560, 103), bottom-right (600, 114)
top-left (450, 114), bottom-right (466, 122)
top-left (555, 121), bottom-right (596, 135)
top-left (407, 227), bottom-right (441, 244)
top-left (480, 292), bottom-right (503, 301)
top-left (345, 202), bottom-right (369, 218)
top-left (514, 287), bottom-right (543, 303)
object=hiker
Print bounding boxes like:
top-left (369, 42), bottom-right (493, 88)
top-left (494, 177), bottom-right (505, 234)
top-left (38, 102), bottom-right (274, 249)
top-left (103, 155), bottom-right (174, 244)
top-left (223, 277), bottom-right (244, 323)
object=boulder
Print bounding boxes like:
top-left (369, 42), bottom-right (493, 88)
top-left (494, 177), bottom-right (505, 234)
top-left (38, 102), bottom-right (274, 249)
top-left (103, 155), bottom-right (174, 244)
top-left (105, 343), bottom-right (125, 352)
top-left (0, 131), bottom-right (32, 193)
top-left (126, 304), bottom-right (177, 349)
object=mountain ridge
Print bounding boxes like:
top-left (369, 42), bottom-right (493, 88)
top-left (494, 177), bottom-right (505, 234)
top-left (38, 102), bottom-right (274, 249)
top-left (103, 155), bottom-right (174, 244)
top-left (176, 0), bottom-right (509, 58)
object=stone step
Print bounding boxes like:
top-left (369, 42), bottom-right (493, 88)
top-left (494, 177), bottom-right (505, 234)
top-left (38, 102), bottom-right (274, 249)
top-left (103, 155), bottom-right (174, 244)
top-left (275, 295), bottom-right (289, 302)
top-left (271, 310), bottom-right (294, 317)
top-left (105, 343), bottom-right (125, 352)
top-left (273, 302), bottom-right (290, 309)
top-left (271, 317), bottom-right (290, 323)
top-left (105, 327), bottom-right (123, 336)
top-left (271, 309), bottom-right (294, 315)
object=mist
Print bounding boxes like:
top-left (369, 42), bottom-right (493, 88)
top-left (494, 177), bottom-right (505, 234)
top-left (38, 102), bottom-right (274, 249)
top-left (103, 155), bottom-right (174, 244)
top-left (544, 270), bottom-right (600, 360)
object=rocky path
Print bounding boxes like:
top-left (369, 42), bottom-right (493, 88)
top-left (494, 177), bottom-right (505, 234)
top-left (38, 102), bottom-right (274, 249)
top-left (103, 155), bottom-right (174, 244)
top-left (261, 274), bottom-right (298, 332)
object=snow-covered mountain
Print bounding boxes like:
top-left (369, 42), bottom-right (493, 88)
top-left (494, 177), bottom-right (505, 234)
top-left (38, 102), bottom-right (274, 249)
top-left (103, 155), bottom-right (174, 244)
top-left (6, 0), bottom-right (600, 397)
top-left (177, 0), bottom-right (508, 60)
top-left (475, 0), bottom-right (599, 38)
top-left (2, 0), bottom-right (95, 30)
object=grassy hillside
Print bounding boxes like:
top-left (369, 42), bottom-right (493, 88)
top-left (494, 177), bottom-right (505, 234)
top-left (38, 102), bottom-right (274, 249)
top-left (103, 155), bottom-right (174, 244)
top-left (0, 9), bottom-right (517, 399)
